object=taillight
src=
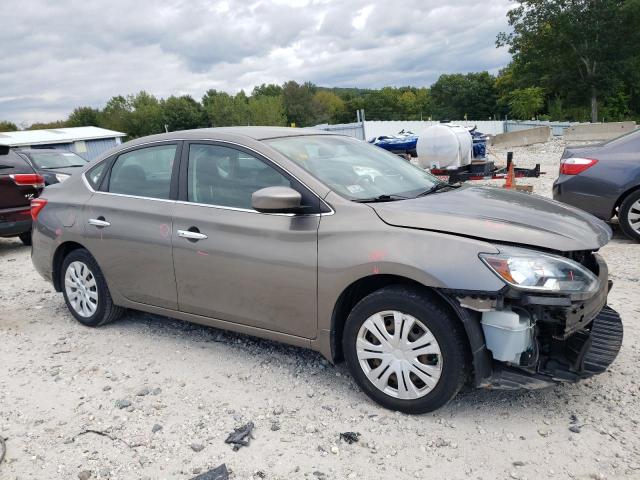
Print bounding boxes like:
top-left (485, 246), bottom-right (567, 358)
top-left (31, 198), bottom-right (48, 221)
top-left (10, 173), bottom-right (45, 188)
top-left (559, 157), bottom-right (598, 175)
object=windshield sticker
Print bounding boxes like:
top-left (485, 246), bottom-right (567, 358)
top-left (346, 184), bottom-right (365, 194)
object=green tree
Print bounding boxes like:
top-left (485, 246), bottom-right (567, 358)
top-left (0, 120), bottom-right (18, 132)
top-left (100, 95), bottom-right (132, 133)
top-left (363, 87), bottom-right (402, 120)
top-left (128, 91), bottom-right (165, 137)
top-left (311, 90), bottom-right (345, 124)
top-left (497, 0), bottom-right (635, 122)
top-left (398, 90), bottom-right (418, 118)
top-left (161, 95), bottom-right (205, 131)
top-left (508, 87), bottom-right (545, 119)
top-left (282, 81), bottom-right (316, 127)
top-left (430, 72), bottom-right (497, 119)
top-left (27, 120), bottom-right (68, 130)
top-left (252, 84), bottom-right (283, 97)
top-left (414, 88), bottom-right (432, 120)
top-left (248, 95), bottom-right (287, 125)
top-left (233, 90), bottom-right (250, 125)
top-left (202, 89), bottom-right (252, 126)
top-left (67, 107), bottom-right (101, 127)
top-left (601, 87), bottom-right (631, 121)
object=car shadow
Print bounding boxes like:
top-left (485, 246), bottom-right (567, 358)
top-left (609, 220), bottom-right (636, 243)
top-left (112, 308), bottom-right (328, 369)
top-left (0, 237), bottom-right (28, 255)
top-left (105, 308), bottom-right (592, 416)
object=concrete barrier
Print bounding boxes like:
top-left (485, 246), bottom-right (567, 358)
top-left (564, 122), bottom-right (637, 141)
top-left (490, 126), bottom-right (551, 148)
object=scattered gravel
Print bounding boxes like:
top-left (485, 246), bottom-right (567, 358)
top-left (1, 138), bottom-right (639, 479)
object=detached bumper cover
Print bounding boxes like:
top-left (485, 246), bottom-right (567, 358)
top-left (566, 305), bottom-right (623, 376)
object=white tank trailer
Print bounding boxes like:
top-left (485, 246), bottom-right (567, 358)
top-left (417, 124), bottom-right (473, 170)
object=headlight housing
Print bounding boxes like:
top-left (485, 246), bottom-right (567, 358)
top-left (55, 173), bottom-right (70, 183)
top-left (480, 247), bottom-right (599, 294)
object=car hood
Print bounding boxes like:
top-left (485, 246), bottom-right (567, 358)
top-left (370, 185), bottom-right (612, 251)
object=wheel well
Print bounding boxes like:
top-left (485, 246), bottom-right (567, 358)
top-left (52, 241), bottom-right (85, 292)
top-left (329, 275), bottom-right (471, 363)
top-left (613, 184), bottom-right (640, 218)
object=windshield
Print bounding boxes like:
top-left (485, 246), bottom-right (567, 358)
top-left (27, 151), bottom-right (87, 169)
top-left (265, 135), bottom-right (440, 200)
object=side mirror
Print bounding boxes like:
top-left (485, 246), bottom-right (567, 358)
top-left (252, 186), bottom-right (302, 213)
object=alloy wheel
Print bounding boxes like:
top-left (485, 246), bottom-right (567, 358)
top-left (627, 199), bottom-right (640, 234)
top-left (356, 310), bottom-right (443, 400)
top-left (64, 261), bottom-right (98, 317)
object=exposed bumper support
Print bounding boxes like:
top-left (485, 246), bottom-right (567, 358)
top-left (480, 305), bottom-right (623, 389)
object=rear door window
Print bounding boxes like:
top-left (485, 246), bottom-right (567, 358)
top-left (108, 145), bottom-right (177, 199)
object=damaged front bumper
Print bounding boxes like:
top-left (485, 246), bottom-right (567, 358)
top-left (481, 305), bottom-right (623, 389)
top-left (449, 253), bottom-right (624, 390)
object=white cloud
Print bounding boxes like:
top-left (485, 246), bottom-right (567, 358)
top-left (352, 5), bottom-right (374, 30)
top-left (0, 0), bottom-right (512, 125)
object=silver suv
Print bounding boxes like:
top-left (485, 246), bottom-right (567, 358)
top-left (31, 127), bottom-right (623, 413)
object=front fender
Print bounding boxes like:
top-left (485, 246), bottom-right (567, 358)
top-left (317, 201), bottom-right (504, 333)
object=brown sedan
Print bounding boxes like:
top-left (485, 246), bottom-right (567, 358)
top-left (31, 127), bottom-right (622, 412)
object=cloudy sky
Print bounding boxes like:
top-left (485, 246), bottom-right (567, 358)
top-left (0, 0), bottom-right (513, 126)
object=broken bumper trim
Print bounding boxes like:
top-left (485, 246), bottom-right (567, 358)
top-left (566, 305), bottom-right (623, 376)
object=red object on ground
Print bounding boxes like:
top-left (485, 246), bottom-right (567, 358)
top-left (503, 161), bottom-right (516, 189)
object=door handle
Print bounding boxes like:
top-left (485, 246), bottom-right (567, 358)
top-left (177, 229), bottom-right (208, 240)
top-left (88, 218), bottom-right (111, 228)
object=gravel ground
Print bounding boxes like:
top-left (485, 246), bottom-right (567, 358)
top-left (1, 138), bottom-right (639, 480)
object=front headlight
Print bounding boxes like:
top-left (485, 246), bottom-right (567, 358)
top-left (480, 247), bottom-right (599, 294)
top-left (55, 173), bottom-right (70, 183)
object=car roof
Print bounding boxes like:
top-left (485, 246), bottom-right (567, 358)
top-left (17, 148), bottom-right (78, 154)
top-left (122, 127), bottom-right (334, 148)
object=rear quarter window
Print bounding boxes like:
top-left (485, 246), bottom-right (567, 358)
top-left (86, 161), bottom-right (108, 190)
top-left (0, 151), bottom-right (34, 175)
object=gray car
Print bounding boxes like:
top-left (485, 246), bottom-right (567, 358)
top-left (31, 127), bottom-right (623, 413)
top-left (553, 129), bottom-right (640, 241)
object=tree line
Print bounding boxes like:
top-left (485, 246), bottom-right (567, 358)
top-left (1, 0), bottom-right (638, 136)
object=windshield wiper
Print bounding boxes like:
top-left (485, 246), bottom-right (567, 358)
top-left (352, 194), bottom-right (410, 203)
top-left (415, 182), bottom-right (461, 197)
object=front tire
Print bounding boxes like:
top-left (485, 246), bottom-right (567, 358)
top-left (619, 190), bottom-right (640, 242)
top-left (342, 286), bottom-right (468, 414)
top-left (61, 249), bottom-right (124, 327)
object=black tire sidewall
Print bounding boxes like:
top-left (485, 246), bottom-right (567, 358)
top-left (18, 232), bottom-right (32, 246)
top-left (343, 287), bottom-right (467, 414)
top-left (619, 190), bottom-right (640, 242)
top-left (60, 250), bottom-right (110, 327)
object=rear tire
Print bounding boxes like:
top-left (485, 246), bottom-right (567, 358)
top-left (342, 285), bottom-right (468, 414)
top-left (60, 249), bottom-right (124, 327)
top-left (619, 190), bottom-right (640, 242)
top-left (18, 232), bottom-right (32, 246)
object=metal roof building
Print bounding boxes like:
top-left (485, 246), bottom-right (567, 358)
top-left (0, 126), bottom-right (126, 160)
